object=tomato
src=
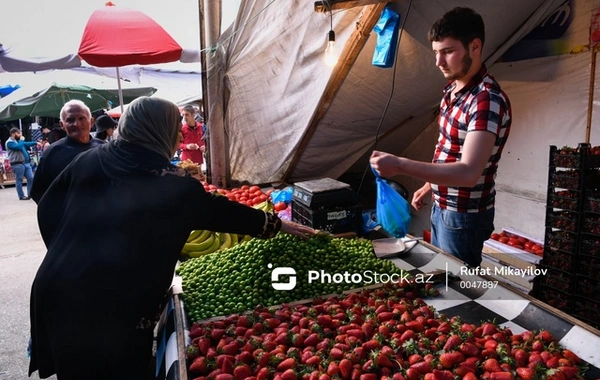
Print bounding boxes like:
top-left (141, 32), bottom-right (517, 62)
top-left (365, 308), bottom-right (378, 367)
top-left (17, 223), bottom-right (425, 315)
top-left (217, 189), bottom-right (228, 195)
top-left (249, 185), bottom-right (261, 193)
top-left (257, 194), bottom-right (268, 203)
top-left (507, 240), bottom-right (524, 250)
top-left (524, 241), bottom-right (533, 250)
top-left (266, 189), bottom-right (275, 196)
top-left (208, 184), bottom-right (218, 190)
top-left (241, 185), bottom-right (250, 190)
top-left (274, 202), bottom-right (287, 212)
top-left (499, 232), bottom-right (508, 237)
top-left (508, 237), bottom-right (520, 245)
top-left (517, 237), bottom-right (528, 245)
top-left (498, 237), bottom-right (509, 244)
top-left (490, 233), bottom-right (500, 241)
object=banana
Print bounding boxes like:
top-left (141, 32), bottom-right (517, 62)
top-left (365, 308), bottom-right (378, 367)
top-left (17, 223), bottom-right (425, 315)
top-left (242, 235), bottom-right (252, 242)
top-left (188, 235), bottom-right (221, 257)
top-left (218, 233), bottom-right (232, 251)
top-left (183, 234), bottom-right (215, 252)
top-left (189, 229), bottom-right (212, 244)
top-left (187, 230), bottom-right (203, 242)
top-left (229, 233), bottom-right (238, 245)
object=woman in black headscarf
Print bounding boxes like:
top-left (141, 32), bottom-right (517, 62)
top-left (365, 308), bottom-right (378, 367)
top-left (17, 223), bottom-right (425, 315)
top-left (29, 97), bottom-right (314, 380)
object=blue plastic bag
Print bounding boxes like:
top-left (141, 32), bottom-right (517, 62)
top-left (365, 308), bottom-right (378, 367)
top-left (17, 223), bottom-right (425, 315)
top-left (372, 167), bottom-right (411, 237)
top-left (271, 186), bottom-right (293, 204)
top-left (372, 6), bottom-right (401, 68)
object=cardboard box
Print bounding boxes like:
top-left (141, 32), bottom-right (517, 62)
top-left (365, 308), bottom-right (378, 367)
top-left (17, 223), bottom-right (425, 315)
top-left (483, 228), bottom-right (542, 270)
top-left (481, 257), bottom-right (534, 292)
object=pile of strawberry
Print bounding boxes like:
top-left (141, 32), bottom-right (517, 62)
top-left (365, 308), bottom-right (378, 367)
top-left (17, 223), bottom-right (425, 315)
top-left (185, 281), bottom-right (587, 380)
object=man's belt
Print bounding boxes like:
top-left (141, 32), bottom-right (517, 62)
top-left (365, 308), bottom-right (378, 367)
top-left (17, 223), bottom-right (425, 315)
top-left (10, 161), bottom-right (24, 165)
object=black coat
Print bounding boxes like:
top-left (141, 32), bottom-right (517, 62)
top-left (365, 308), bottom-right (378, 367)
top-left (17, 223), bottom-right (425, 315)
top-left (30, 141), bottom-right (267, 379)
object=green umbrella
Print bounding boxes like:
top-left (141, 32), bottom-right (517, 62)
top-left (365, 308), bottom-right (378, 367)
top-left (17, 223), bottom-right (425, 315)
top-left (0, 82), bottom-right (157, 121)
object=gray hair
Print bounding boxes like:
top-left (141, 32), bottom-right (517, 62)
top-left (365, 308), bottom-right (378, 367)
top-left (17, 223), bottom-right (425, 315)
top-left (60, 100), bottom-right (92, 122)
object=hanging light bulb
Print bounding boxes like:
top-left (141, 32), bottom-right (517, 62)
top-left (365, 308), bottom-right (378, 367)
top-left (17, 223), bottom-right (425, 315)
top-left (324, 30), bottom-right (338, 67)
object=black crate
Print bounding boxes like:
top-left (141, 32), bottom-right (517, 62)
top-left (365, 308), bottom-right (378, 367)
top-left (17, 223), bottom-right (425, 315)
top-left (580, 236), bottom-right (600, 256)
top-left (546, 209), bottom-right (580, 233)
top-left (583, 215), bottom-right (600, 236)
top-left (539, 268), bottom-right (575, 292)
top-left (578, 253), bottom-right (600, 279)
top-left (551, 143), bottom-right (600, 169)
top-left (549, 189), bottom-right (580, 211)
top-left (575, 275), bottom-right (600, 302)
top-left (543, 247), bottom-right (577, 273)
top-left (572, 297), bottom-right (600, 329)
top-left (292, 200), bottom-right (361, 234)
top-left (538, 285), bottom-right (571, 312)
top-left (586, 193), bottom-right (600, 214)
top-left (544, 229), bottom-right (577, 253)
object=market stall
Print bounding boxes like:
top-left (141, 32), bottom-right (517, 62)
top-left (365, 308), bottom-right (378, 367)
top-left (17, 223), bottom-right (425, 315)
top-left (156, 235), bottom-right (600, 380)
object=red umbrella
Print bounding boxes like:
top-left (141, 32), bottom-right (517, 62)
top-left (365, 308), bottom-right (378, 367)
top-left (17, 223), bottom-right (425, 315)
top-left (78, 2), bottom-right (184, 113)
top-left (78, 3), bottom-right (182, 67)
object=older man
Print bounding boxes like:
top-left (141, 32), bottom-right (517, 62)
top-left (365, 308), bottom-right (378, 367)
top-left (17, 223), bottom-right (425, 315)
top-left (31, 100), bottom-right (105, 203)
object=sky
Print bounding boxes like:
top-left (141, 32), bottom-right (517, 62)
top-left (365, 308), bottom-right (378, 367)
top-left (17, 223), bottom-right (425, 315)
top-left (0, 0), bottom-right (240, 68)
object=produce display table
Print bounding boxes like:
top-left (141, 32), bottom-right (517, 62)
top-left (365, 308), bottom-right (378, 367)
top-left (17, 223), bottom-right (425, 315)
top-left (156, 238), bottom-right (600, 380)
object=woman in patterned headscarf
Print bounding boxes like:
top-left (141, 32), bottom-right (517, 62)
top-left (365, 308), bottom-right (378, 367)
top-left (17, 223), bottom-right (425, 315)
top-left (30, 97), bottom-right (314, 380)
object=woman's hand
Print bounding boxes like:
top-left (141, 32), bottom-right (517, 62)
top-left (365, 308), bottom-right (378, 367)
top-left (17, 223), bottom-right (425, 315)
top-left (280, 219), bottom-right (316, 238)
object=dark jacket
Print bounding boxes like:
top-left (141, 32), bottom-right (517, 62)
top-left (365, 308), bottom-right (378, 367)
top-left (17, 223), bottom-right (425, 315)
top-left (30, 135), bottom-right (105, 203)
top-left (30, 140), bottom-right (267, 379)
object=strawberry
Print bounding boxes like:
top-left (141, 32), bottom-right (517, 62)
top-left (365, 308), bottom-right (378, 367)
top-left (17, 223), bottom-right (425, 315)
top-left (304, 333), bottom-right (319, 347)
top-left (256, 367), bottom-right (270, 380)
top-left (346, 329), bottom-right (363, 339)
top-left (220, 342), bottom-right (239, 356)
top-left (561, 349), bottom-right (581, 364)
top-left (211, 328), bottom-right (226, 341)
top-left (557, 366), bottom-right (578, 379)
top-left (281, 369), bottom-right (298, 380)
top-left (362, 340), bottom-right (381, 352)
top-left (338, 358), bottom-right (352, 379)
top-left (484, 340), bottom-right (498, 350)
top-left (305, 355), bottom-right (321, 367)
top-left (359, 374), bottom-right (378, 380)
top-left (233, 364), bottom-right (253, 379)
top-left (220, 356), bottom-right (234, 374)
top-left (459, 342), bottom-right (479, 357)
top-left (238, 351), bottom-right (253, 364)
top-left (443, 335), bottom-right (462, 351)
top-left (546, 356), bottom-right (559, 369)
top-left (536, 330), bottom-right (553, 343)
top-left (462, 372), bottom-right (478, 380)
top-left (189, 356), bottom-right (207, 374)
top-left (405, 368), bottom-right (421, 380)
top-left (483, 359), bottom-right (502, 373)
top-left (439, 352), bottom-right (465, 369)
top-left (378, 312), bottom-right (394, 322)
top-left (277, 358), bottom-right (297, 371)
top-left (408, 354), bottom-right (423, 365)
top-left (215, 374), bottom-right (235, 380)
top-left (405, 321), bottom-right (425, 332)
top-left (330, 347), bottom-right (344, 360)
top-left (373, 351), bottom-right (396, 368)
top-left (489, 372), bottom-right (513, 380)
top-left (317, 315), bottom-right (332, 326)
top-left (481, 323), bottom-right (498, 337)
top-left (327, 361), bottom-right (340, 376)
top-left (453, 365), bottom-right (475, 377)
top-left (513, 349), bottom-right (528, 367)
top-left (516, 367), bottom-right (536, 380)
top-left (186, 345), bottom-right (200, 360)
top-left (546, 369), bottom-right (567, 380)
top-left (410, 361), bottom-right (432, 374)
top-left (432, 369), bottom-right (454, 380)
top-left (362, 323), bottom-right (375, 339)
top-left (531, 340), bottom-right (544, 352)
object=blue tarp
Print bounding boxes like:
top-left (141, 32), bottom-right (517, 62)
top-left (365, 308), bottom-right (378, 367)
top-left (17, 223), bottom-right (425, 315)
top-left (0, 85), bottom-right (20, 98)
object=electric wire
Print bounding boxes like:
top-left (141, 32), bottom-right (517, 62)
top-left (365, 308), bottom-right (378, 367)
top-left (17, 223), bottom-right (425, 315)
top-left (357, 0), bottom-right (414, 195)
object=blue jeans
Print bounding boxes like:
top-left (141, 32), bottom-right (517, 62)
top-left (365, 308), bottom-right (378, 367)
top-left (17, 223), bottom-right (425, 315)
top-left (12, 163), bottom-right (34, 199)
top-left (431, 204), bottom-right (494, 267)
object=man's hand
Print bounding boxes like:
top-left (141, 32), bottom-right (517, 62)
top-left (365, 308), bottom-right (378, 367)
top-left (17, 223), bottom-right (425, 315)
top-left (370, 150), bottom-right (403, 178)
top-left (280, 219), bottom-right (316, 239)
top-left (200, 145), bottom-right (206, 153)
top-left (186, 143), bottom-right (199, 150)
top-left (411, 182), bottom-right (432, 210)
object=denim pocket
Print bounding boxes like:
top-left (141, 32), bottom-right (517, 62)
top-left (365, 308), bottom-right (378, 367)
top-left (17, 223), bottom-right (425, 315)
top-left (439, 208), bottom-right (467, 231)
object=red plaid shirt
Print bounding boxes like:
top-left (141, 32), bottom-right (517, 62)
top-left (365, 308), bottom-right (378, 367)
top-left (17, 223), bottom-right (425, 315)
top-left (431, 66), bottom-right (511, 213)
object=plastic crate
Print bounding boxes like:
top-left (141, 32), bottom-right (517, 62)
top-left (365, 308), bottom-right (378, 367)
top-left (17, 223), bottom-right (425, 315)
top-left (575, 275), bottom-right (600, 301)
top-left (578, 253), bottom-right (600, 279)
top-left (543, 247), bottom-right (577, 272)
top-left (580, 236), bottom-right (600, 256)
top-left (583, 216), bottom-right (600, 236)
top-left (549, 189), bottom-right (580, 211)
top-left (551, 144), bottom-right (600, 169)
top-left (552, 151), bottom-right (582, 168)
top-left (572, 297), bottom-right (600, 329)
top-left (538, 285), bottom-right (571, 312)
top-left (546, 210), bottom-right (579, 233)
top-left (586, 194), bottom-right (600, 214)
top-left (291, 200), bottom-right (361, 234)
top-left (545, 229), bottom-right (577, 253)
top-left (540, 269), bottom-right (575, 292)
top-left (550, 170), bottom-right (581, 190)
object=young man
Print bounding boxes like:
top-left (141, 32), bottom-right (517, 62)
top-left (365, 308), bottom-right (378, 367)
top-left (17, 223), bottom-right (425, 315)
top-left (370, 7), bottom-right (512, 267)
top-left (6, 128), bottom-right (38, 200)
top-left (30, 100), bottom-right (105, 203)
top-left (179, 105), bottom-right (205, 165)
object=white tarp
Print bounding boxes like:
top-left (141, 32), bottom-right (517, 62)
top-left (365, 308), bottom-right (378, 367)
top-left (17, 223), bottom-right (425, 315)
top-left (209, 0), bottom-right (564, 184)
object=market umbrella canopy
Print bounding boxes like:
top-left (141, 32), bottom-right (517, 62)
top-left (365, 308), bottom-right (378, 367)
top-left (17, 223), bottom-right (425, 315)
top-left (0, 82), bottom-right (156, 121)
top-left (78, 4), bottom-right (183, 67)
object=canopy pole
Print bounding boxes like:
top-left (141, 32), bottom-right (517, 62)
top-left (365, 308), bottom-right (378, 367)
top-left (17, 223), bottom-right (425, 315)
top-left (116, 67), bottom-right (125, 114)
top-left (586, 46), bottom-right (597, 144)
top-left (201, 0), bottom-right (227, 187)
